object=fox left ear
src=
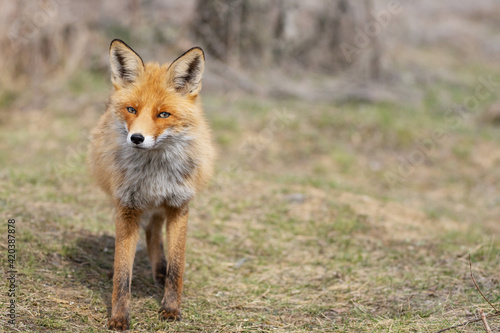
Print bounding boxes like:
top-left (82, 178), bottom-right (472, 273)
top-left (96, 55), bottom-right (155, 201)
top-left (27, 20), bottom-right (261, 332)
top-left (167, 47), bottom-right (205, 96)
top-left (109, 39), bottom-right (144, 89)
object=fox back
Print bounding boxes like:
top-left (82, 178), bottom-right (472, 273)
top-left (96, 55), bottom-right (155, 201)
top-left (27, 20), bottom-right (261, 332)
top-left (88, 40), bottom-right (215, 210)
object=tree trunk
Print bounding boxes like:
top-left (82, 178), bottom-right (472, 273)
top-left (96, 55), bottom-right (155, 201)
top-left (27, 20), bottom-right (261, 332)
top-left (192, 0), bottom-right (381, 77)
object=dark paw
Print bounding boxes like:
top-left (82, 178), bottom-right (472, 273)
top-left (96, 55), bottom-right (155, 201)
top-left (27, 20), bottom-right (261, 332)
top-left (159, 307), bottom-right (182, 321)
top-left (108, 315), bottom-right (130, 331)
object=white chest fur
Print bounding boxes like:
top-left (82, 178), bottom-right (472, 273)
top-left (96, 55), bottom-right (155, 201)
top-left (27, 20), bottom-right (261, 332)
top-left (113, 136), bottom-right (196, 209)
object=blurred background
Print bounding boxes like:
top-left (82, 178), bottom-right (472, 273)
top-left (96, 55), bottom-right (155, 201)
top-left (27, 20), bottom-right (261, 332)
top-left (2, 0), bottom-right (499, 104)
top-left (3, 0), bottom-right (500, 331)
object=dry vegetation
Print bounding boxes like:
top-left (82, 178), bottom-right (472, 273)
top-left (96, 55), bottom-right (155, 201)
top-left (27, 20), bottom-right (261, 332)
top-left (2, 0), bottom-right (500, 332)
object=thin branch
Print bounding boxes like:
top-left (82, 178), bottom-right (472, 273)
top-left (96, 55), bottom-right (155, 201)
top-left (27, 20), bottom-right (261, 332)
top-left (479, 309), bottom-right (492, 333)
top-left (469, 254), bottom-right (498, 312)
top-left (436, 255), bottom-right (500, 333)
top-left (436, 316), bottom-right (482, 333)
top-left (436, 313), bottom-right (500, 333)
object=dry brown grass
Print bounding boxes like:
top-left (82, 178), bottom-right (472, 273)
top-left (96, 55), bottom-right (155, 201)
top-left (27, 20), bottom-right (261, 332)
top-left (3, 1), bottom-right (500, 332)
top-left (2, 46), bottom-right (500, 330)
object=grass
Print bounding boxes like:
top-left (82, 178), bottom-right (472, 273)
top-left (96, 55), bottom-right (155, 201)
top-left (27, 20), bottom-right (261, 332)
top-left (2, 48), bottom-right (500, 332)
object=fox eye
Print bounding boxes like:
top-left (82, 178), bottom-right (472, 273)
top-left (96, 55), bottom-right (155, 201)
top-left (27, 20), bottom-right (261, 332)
top-left (158, 112), bottom-right (171, 118)
top-left (127, 107), bottom-right (137, 114)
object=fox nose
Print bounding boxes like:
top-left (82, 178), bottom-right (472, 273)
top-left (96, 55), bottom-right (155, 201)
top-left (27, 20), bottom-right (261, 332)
top-left (130, 133), bottom-right (145, 145)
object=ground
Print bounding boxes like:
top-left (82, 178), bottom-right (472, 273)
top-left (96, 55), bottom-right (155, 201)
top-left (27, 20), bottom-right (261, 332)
top-left (2, 44), bottom-right (500, 332)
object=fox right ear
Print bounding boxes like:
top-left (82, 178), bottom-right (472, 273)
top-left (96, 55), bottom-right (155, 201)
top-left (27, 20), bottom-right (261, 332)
top-left (109, 39), bottom-right (144, 88)
top-left (167, 47), bottom-right (205, 97)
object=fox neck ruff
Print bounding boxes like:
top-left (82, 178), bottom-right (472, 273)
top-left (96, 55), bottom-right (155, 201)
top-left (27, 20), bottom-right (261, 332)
top-left (112, 118), bottom-right (197, 209)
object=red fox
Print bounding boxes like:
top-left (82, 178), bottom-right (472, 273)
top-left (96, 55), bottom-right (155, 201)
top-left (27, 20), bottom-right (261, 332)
top-left (88, 39), bottom-right (215, 331)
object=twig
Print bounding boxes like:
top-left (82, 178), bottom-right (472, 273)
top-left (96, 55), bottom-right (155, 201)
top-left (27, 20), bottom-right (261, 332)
top-left (469, 254), bottom-right (498, 312)
top-left (479, 309), bottom-right (492, 333)
top-left (436, 255), bottom-right (500, 332)
top-left (437, 312), bottom-right (500, 333)
top-left (436, 316), bottom-right (487, 333)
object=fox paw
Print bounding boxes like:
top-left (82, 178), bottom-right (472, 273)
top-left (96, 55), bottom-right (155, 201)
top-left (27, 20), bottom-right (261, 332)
top-left (159, 307), bottom-right (182, 321)
top-left (108, 315), bottom-right (129, 331)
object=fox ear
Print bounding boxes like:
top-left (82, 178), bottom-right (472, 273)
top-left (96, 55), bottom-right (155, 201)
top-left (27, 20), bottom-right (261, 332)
top-left (109, 39), bottom-right (144, 88)
top-left (167, 47), bottom-right (205, 96)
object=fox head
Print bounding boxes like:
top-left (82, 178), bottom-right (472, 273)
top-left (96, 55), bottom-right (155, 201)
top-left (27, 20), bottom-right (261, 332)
top-left (108, 39), bottom-right (205, 150)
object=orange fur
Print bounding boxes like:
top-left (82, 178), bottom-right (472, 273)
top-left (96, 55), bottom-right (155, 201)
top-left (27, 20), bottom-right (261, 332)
top-left (87, 40), bottom-right (215, 331)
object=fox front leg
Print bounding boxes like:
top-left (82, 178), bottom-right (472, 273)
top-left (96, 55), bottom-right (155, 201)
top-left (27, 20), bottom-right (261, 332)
top-left (159, 204), bottom-right (189, 321)
top-left (108, 206), bottom-right (141, 331)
